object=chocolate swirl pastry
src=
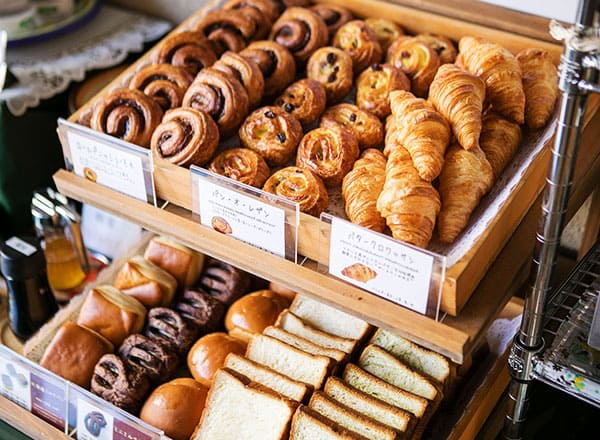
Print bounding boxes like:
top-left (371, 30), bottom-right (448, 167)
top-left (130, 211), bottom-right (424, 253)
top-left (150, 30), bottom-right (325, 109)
top-left (269, 7), bottom-right (329, 64)
top-left (262, 166), bottom-right (328, 215)
top-left (414, 33), bottom-right (457, 65)
top-left (296, 124), bottom-right (359, 187)
top-left (91, 354), bottom-right (150, 414)
top-left (182, 67), bottom-right (249, 138)
top-left (356, 63), bottom-right (410, 119)
top-left (208, 147), bottom-right (271, 188)
top-left (309, 4), bottom-right (353, 35)
top-left (193, 9), bottom-right (256, 55)
top-left (320, 103), bottom-right (384, 150)
top-left (213, 51), bottom-right (265, 109)
top-left (333, 20), bottom-right (382, 74)
top-left (172, 287), bottom-right (226, 333)
top-left (144, 307), bottom-right (198, 355)
top-left (272, 0), bottom-right (311, 14)
top-left (306, 46), bottom-right (353, 103)
top-left (238, 105), bottom-right (303, 166)
top-left (118, 334), bottom-right (179, 383)
top-left (224, 0), bottom-right (280, 25)
top-left (129, 63), bottom-right (193, 111)
top-left (198, 257), bottom-right (252, 305)
top-left (364, 18), bottom-right (404, 53)
top-left (90, 88), bottom-right (163, 148)
top-left (239, 40), bottom-right (296, 96)
top-left (151, 107), bottom-right (219, 167)
top-left (152, 30), bottom-right (217, 76)
top-left (275, 78), bottom-right (326, 126)
top-left (387, 36), bottom-right (440, 97)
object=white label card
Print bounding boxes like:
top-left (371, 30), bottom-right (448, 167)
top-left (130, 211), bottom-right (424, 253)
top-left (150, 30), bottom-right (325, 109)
top-left (0, 357), bottom-right (31, 410)
top-left (76, 398), bottom-right (113, 440)
top-left (5, 236), bottom-right (37, 256)
top-left (329, 218), bottom-right (433, 314)
top-left (198, 179), bottom-right (286, 257)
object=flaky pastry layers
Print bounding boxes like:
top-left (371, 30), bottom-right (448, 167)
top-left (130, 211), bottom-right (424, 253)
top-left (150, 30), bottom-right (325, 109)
top-left (263, 166), bottom-right (328, 215)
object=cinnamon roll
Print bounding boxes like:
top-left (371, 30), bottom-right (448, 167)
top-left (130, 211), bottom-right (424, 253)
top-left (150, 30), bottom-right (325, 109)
top-left (90, 88), bottom-right (163, 148)
top-left (238, 105), bottom-right (303, 166)
top-left (356, 63), bottom-right (410, 118)
top-left (182, 67), bottom-right (249, 138)
top-left (262, 166), bottom-right (328, 215)
top-left (309, 4), bottom-right (353, 36)
top-left (274, 78), bottom-right (327, 126)
top-left (415, 33), bottom-right (457, 65)
top-left (240, 40), bottom-right (296, 96)
top-left (151, 107), bottom-right (219, 167)
top-left (333, 20), bottom-right (382, 74)
top-left (269, 7), bottom-right (329, 64)
top-left (320, 103), bottom-right (384, 150)
top-left (296, 125), bottom-right (359, 187)
top-left (152, 31), bottom-right (217, 76)
top-left (272, 0), bottom-right (312, 14)
top-left (387, 36), bottom-right (440, 97)
top-left (213, 51), bottom-right (265, 109)
top-left (193, 9), bottom-right (256, 55)
top-left (223, 0), bottom-right (279, 40)
top-left (208, 147), bottom-right (271, 187)
top-left (129, 63), bottom-right (193, 111)
top-left (364, 18), bottom-right (404, 53)
top-left (306, 46), bottom-right (353, 103)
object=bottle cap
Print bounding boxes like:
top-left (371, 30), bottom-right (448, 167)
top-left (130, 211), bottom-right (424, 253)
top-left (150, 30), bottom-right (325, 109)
top-left (0, 236), bottom-right (46, 280)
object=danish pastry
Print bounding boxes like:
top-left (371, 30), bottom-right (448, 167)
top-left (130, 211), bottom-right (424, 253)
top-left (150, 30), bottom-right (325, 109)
top-left (152, 31), bottom-right (217, 76)
top-left (224, 0), bottom-right (280, 24)
top-left (193, 9), bottom-right (256, 55)
top-left (333, 20), bottom-right (383, 73)
top-left (213, 51), bottom-right (265, 109)
top-left (320, 103), bottom-right (384, 150)
top-left (309, 3), bottom-right (353, 35)
top-left (262, 166), bottom-right (329, 215)
top-left (208, 147), bottom-right (271, 188)
top-left (364, 18), bottom-right (404, 53)
top-left (386, 36), bottom-right (440, 97)
top-left (306, 46), bottom-right (354, 103)
top-left (414, 33), bottom-right (457, 65)
top-left (275, 78), bottom-right (327, 126)
top-left (129, 64), bottom-right (193, 112)
top-left (240, 40), bottom-right (297, 96)
top-left (356, 63), bottom-right (410, 119)
top-left (479, 111), bottom-right (522, 179)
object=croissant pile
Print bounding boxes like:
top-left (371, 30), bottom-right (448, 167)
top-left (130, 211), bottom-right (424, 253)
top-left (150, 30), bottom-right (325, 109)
top-left (83, 0), bottom-right (560, 247)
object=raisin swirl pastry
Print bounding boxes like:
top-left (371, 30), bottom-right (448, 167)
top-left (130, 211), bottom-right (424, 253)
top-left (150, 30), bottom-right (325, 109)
top-left (275, 78), bottom-right (327, 126)
top-left (152, 31), bottom-right (217, 76)
top-left (182, 67), bottom-right (249, 138)
top-left (307, 46), bottom-right (353, 103)
top-left (240, 40), bottom-right (296, 96)
top-left (151, 107), bottom-right (219, 167)
top-left (213, 51), bottom-right (265, 109)
top-left (333, 20), bottom-right (382, 74)
top-left (90, 88), bottom-right (163, 148)
top-left (172, 287), bottom-right (226, 333)
top-left (193, 9), bottom-right (256, 55)
top-left (118, 334), bottom-right (179, 383)
top-left (296, 125), bottom-right (359, 187)
top-left (309, 3), bottom-right (353, 36)
top-left (356, 63), bottom-right (410, 119)
top-left (415, 33), bottom-right (457, 65)
top-left (320, 103), bottom-right (384, 150)
top-left (364, 18), bottom-right (404, 53)
top-left (198, 257), bottom-right (252, 305)
top-left (223, 0), bottom-right (278, 40)
top-left (208, 147), bottom-right (271, 187)
top-left (262, 166), bottom-right (328, 215)
top-left (238, 105), bottom-right (303, 166)
top-left (129, 63), bottom-right (193, 112)
top-left (144, 307), bottom-right (198, 355)
top-left (269, 7), bottom-right (329, 64)
top-left (387, 36), bottom-right (441, 97)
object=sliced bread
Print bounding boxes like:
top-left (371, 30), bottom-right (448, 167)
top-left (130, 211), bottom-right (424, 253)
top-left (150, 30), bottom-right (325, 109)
top-left (264, 325), bottom-right (347, 364)
top-left (224, 353), bottom-right (310, 402)
top-left (246, 334), bottom-right (333, 389)
top-left (193, 368), bottom-right (297, 440)
top-left (276, 310), bottom-right (357, 354)
top-left (309, 391), bottom-right (400, 440)
top-left (290, 405), bottom-right (369, 440)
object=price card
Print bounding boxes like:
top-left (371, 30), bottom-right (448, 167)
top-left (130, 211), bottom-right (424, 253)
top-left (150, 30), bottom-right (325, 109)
top-left (57, 119), bottom-right (156, 204)
top-left (77, 398), bottom-right (113, 440)
top-left (0, 355), bottom-right (31, 410)
top-left (30, 372), bottom-right (67, 431)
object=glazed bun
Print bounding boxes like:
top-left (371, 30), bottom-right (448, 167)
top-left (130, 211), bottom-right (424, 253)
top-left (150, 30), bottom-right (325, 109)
top-left (187, 332), bottom-right (246, 387)
top-left (225, 290), bottom-right (291, 342)
top-left (140, 378), bottom-right (209, 440)
top-left (268, 281), bottom-right (297, 302)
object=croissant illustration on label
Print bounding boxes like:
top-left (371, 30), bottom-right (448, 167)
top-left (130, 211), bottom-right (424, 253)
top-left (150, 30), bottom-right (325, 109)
top-left (341, 263), bottom-right (378, 283)
top-left (212, 216), bottom-right (233, 235)
top-left (83, 167), bottom-right (97, 183)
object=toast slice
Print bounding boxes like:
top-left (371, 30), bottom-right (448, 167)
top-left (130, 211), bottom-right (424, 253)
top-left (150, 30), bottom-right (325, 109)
top-left (246, 334), bottom-right (333, 389)
top-left (290, 405), bottom-right (370, 440)
top-left (224, 353), bottom-right (311, 402)
top-left (193, 368), bottom-right (297, 440)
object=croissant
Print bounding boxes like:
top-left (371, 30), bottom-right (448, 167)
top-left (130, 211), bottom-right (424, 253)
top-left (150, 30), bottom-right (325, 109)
top-left (342, 149), bottom-right (387, 232)
top-left (458, 36), bottom-right (525, 125)
top-left (479, 111), bottom-right (522, 180)
top-left (385, 90), bottom-right (450, 182)
top-left (516, 48), bottom-right (559, 130)
top-left (428, 63), bottom-right (485, 150)
top-left (376, 145), bottom-right (440, 248)
top-left (438, 143), bottom-right (494, 244)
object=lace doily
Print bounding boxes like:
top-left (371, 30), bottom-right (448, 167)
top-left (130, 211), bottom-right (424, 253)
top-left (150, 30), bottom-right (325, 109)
top-left (3, 4), bottom-right (172, 116)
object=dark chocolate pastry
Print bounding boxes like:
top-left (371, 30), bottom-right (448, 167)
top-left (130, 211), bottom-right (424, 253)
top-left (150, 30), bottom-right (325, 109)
top-left (143, 307), bottom-right (197, 355)
top-left (172, 288), bottom-right (226, 334)
top-left (118, 334), bottom-right (179, 383)
top-left (197, 258), bottom-right (252, 305)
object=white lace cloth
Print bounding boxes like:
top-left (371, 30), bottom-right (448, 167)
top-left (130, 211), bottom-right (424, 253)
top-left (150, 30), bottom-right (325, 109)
top-left (2, 4), bottom-right (171, 116)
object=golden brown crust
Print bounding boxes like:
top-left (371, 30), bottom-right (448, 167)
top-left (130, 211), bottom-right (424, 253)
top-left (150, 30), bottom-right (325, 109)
top-left (262, 166), bottom-right (329, 215)
top-left (152, 30), bottom-right (217, 76)
top-left (223, 0), bottom-right (276, 40)
top-left (193, 9), bottom-right (256, 55)
top-left (414, 33), bottom-right (457, 65)
top-left (213, 51), bottom-right (265, 109)
top-left (309, 4), bottom-right (353, 35)
top-left (239, 105), bottom-right (303, 166)
top-left (296, 124), bottom-right (359, 187)
top-left (129, 64), bottom-right (193, 112)
top-left (479, 111), bottom-right (522, 179)
top-left (240, 40), bottom-right (297, 96)
top-left (356, 62), bottom-right (410, 119)
top-left (333, 20), bottom-right (383, 74)
top-left (306, 46), bottom-right (354, 103)
top-left (224, 0), bottom-right (280, 24)
top-left (386, 36), bottom-right (440, 97)
top-left (208, 147), bottom-right (271, 188)
top-left (341, 263), bottom-right (378, 283)
top-left (275, 78), bottom-right (327, 126)
top-left (320, 103), bottom-right (384, 150)
top-left (151, 107), bottom-right (220, 167)
top-left (364, 18), bottom-right (404, 53)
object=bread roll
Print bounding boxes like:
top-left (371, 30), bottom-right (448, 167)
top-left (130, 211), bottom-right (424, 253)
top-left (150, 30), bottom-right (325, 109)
top-left (187, 332), bottom-right (246, 387)
top-left (143, 236), bottom-right (204, 287)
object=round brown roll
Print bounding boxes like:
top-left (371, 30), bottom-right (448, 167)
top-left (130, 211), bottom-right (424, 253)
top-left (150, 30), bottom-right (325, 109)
top-left (415, 33), bottom-right (457, 65)
top-left (262, 166), bottom-right (328, 215)
top-left (238, 105), bottom-right (303, 166)
top-left (356, 63), bottom-right (410, 119)
top-left (387, 36), bottom-right (440, 97)
top-left (182, 67), bottom-right (249, 138)
top-left (224, 0), bottom-right (280, 25)
top-left (306, 46), bottom-right (353, 103)
top-left (320, 103), bottom-right (384, 150)
top-left (193, 9), bottom-right (256, 55)
top-left (239, 40), bottom-right (296, 96)
top-left (309, 3), bottom-right (353, 35)
top-left (333, 20), bottom-right (382, 74)
top-left (151, 107), bottom-right (220, 167)
top-left (90, 88), bottom-right (163, 148)
top-left (213, 51), bottom-right (265, 109)
top-left (152, 31), bottom-right (217, 76)
top-left (364, 18), bottom-right (404, 53)
top-left (129, 64), bottom-right (193, 112)
top-left (208, 147), bottom-right (270, 188)
top-left (140, 378), bottom-right (209, 440)
top-left (296, 125), bottom-right (359, 187)
top-left (275, 78), bottom-right (327, 126)
top-left (187, 332), bottom-right (246, 387)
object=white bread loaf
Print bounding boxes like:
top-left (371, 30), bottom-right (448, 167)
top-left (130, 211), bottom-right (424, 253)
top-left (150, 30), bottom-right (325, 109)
top-left (264, 325), bottom-right (347, 364)
top-left (290, 405), bottom-right (370, 440)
